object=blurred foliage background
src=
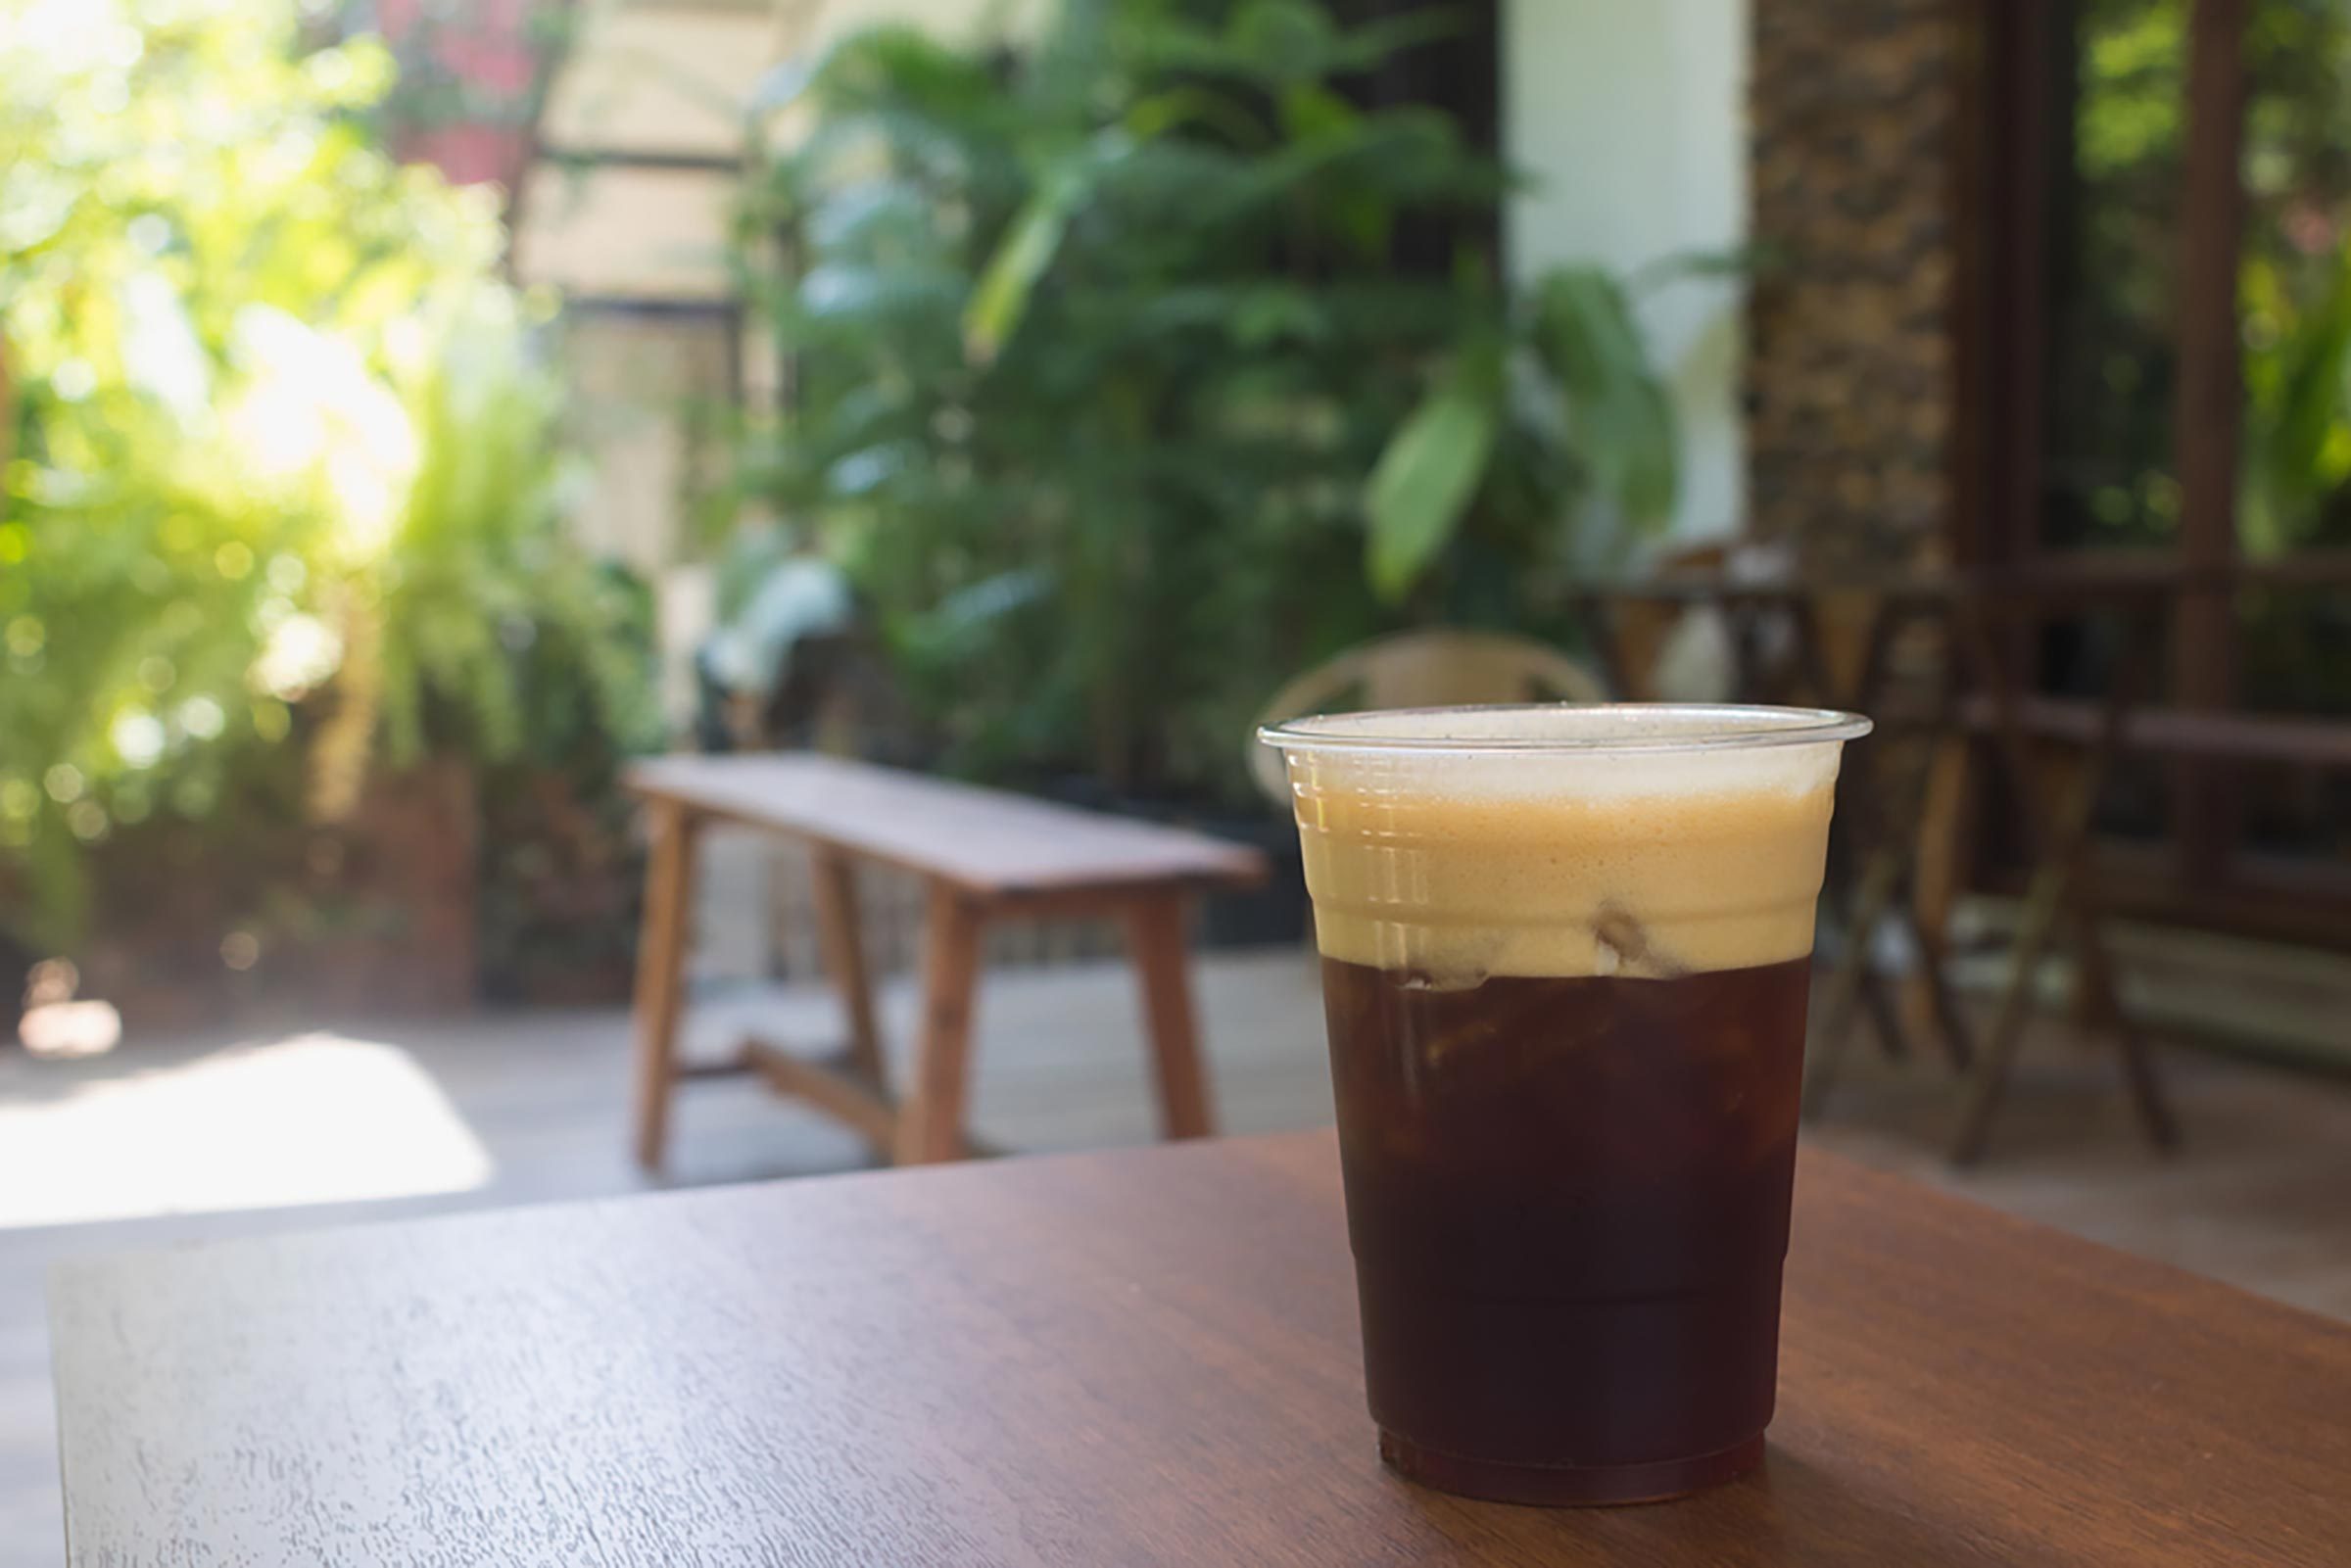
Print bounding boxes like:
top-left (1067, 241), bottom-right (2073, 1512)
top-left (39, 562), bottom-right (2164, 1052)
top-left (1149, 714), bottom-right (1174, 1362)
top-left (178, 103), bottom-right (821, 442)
top-left (0, 0), bottom-right (657, 997)
top-left (25, 0), bottom-right (2344, 1002)
top-left (726, 0), bottom-right (1680, 805)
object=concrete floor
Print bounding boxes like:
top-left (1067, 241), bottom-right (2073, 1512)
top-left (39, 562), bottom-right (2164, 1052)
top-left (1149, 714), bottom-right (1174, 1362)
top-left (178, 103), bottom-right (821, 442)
top-left (6, 951), bottom-right (2351, 1564)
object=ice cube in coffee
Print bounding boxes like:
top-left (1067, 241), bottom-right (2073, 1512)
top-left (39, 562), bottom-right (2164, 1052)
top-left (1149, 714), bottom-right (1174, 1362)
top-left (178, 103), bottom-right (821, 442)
top-left (1262, 704), bottom-right (1868, 1505)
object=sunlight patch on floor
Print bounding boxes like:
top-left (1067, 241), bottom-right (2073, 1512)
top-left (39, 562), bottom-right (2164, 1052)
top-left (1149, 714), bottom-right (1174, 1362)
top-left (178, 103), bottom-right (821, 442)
top-left (16, 999), bottom-right (123, 1060)
top-left (0, 1033), bottom-right (494, 1230)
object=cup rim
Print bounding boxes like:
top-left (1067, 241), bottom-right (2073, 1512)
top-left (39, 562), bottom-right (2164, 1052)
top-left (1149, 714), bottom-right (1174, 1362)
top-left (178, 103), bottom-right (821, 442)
top-left (1257, 702), bottom-right (1873, 756)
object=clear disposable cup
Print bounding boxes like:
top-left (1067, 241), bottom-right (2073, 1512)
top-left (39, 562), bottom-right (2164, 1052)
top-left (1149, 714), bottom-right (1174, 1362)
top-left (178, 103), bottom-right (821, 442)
top-left (1259, 703), bottom-right (1870, 1505)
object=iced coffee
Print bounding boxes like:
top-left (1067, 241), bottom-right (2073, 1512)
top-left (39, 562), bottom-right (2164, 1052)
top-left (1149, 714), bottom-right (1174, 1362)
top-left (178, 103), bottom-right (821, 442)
top-left (1261, 705), bottom-right (1868, 1505)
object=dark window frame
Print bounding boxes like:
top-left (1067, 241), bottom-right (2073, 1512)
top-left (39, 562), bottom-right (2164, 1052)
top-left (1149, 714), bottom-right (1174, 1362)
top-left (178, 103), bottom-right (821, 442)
top-left (1958, 0), bottom-right (2351, 938)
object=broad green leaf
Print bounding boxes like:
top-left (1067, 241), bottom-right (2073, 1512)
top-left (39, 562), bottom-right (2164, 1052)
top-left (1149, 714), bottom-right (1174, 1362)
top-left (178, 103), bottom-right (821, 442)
top-left (1228, 284), bottom-right (1326, 346)
top-left (1280, 82), bottom-right (1358, 144)
top-left (1231, 0), bottom-right (1335, 78)
top-left (962, 134), bottom-right (1129, 364)
top-left (804, 179), bottom-right (936, 254)
top-left (905, 567), bottom-right (1055, 657)
top-left (1127, 86), bottom-right (1268, 146)
top-left (961, 182), bottom-right (1077, 366)
top-left (1529, 265), bottom-right (1678, 528)
top-left (2260, 254), bottom-right (2351, 501)
top-left (1366, 351), bottom-right (1502, 602)
top-left (803, 24), bottom-right (1000, 121)
top-left (1329, 6), bottom-right (1471, 71)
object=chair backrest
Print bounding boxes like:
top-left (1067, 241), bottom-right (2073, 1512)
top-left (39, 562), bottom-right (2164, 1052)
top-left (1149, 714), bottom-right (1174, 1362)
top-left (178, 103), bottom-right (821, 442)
top-left (1611, 541), bottom-right (1734, 701)
top-left (1247, 629), bottom-right (1607, 803)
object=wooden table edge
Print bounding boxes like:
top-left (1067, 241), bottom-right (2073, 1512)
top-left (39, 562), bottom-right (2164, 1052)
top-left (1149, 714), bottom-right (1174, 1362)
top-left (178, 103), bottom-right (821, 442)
top-left (46, 1132), bottom-right (2351, 1348)
top-left (49, 1129), bottom-right (2351, 1566)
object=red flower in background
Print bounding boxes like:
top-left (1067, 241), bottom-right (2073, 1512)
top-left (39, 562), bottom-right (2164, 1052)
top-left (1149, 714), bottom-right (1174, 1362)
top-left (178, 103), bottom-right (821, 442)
top-left (371, 0), bottom-right (551, 190)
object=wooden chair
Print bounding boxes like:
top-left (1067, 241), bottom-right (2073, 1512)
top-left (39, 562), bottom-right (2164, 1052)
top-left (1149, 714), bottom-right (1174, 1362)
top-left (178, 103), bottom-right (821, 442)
top-left (1796, 590), bottom-right (2184, 1164)
top-left (1572, 572), bottom-right (1991, 1132)
top-left (1247, 628), bottom-right (1608, 802)
top-left (1605, 541), bottom-right (1734, 701)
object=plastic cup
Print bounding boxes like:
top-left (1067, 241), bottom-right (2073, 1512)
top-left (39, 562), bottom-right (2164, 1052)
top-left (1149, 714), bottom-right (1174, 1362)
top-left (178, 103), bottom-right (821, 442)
top-left (1260, 703), bottom-right (1870, 1505)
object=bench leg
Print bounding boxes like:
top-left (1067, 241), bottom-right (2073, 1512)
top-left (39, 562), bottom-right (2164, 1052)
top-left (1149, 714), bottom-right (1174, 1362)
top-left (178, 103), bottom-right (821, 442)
top-left (1948, 613), bottom-right (2159, 1164)
top-left (631, 801), bottom-right (701, 1174)
top-left (1948, 858), bottom-right (2067, 1166)
top-left (2072, 903), bottom-right (2181, 1152)
top-left (895, 884), bottom-right (985, 1165)
top-left (1948, 745), bottom-right (2118, 1166)
top-left (1862, 974), bottom-right (1912, 1063)
top-left (811, 847), bottom-right (888, 1089)
top-left (2115, 1013), bottom-right (2182, 1153)
top-left (1803, 844), bottom-right (1904, 1120)
top-left (1803, 597), bottom-right (1934, 1115)
top-left (1911, 908), bottom-right (1976, 1072)
top-left (1123, 896), bottom-right (1217, 1141)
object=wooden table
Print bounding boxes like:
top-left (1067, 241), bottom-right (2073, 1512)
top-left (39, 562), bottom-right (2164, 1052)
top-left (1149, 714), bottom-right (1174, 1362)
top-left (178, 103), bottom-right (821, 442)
top-left (50, 1133), bottom-right (2351, 1565)
top-left (623, 754), bottom-right (1265, 1169)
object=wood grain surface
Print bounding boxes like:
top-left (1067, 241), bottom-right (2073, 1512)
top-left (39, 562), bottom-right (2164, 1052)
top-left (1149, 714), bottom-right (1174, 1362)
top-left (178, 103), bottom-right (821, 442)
top-left (50, 1133), bottom-right (2351, 1566)
top-left (623, 755), bottom-right (1266, 897)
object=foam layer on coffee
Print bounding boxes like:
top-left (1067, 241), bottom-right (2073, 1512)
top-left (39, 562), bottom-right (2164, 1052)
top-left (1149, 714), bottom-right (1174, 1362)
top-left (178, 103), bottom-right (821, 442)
top-left (1278, 710), bottom-right (1844, 985)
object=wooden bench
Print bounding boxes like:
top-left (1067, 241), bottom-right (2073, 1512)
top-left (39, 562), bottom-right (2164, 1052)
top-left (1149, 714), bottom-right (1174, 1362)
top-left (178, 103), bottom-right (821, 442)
top-left (623, 754), bottom-right (1268, 1170)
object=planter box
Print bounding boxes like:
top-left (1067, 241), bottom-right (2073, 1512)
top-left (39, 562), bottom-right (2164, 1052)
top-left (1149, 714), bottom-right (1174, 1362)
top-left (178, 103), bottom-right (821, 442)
top-left (80, 760), bottom-right (480, 1028)
top-left (476, 764), bottom-right (644, 1007)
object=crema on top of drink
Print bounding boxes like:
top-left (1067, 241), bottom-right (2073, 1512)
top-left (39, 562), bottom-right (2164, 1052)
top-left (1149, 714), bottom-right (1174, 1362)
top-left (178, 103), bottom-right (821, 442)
top-left (1266, 706), bottom-right (1851, 988)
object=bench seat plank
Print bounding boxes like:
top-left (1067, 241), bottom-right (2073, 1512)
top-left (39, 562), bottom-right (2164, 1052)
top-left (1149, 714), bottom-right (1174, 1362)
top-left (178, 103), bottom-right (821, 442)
top-left (625, 754), bottom-right (1267, 896)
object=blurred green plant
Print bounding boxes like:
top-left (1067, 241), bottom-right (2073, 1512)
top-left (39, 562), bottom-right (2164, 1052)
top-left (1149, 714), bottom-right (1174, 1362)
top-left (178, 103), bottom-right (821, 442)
top-left (0, 0), bottom-right (657, 956)
top-left (2046, 0), bottom-right (2188, 552)
top-left (2238, 1), bottom-right (2351, 552)
top-left (2057, 0), bottom-right (2351, 562)
top-left (2235, 0), bottom-right (2351, 723)
top-left (728, 0), bottom-right (1676, 802)
top-left (2039, 0), bottom-right (2351, 745)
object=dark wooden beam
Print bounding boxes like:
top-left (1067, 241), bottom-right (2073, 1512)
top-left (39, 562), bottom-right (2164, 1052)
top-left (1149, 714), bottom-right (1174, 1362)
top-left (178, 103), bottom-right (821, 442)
top-left (1951, 0), bottom-right (2059, 573)
top-left (1949, 0), bottom-right (2064, 902)
top-left (1982, 843), bottom-right (2351, 950)
top-left (2169, 0), bottom-right (2250, 890)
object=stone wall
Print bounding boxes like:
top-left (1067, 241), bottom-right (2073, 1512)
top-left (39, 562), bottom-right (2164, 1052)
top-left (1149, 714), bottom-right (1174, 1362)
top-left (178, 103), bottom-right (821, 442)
top-left (1747, 0), bottom-right (1960, 568)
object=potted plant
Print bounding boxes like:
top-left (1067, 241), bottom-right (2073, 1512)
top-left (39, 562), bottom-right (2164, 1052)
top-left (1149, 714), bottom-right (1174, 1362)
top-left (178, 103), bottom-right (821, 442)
top-left (725, 0), bottom-right (1679, 937)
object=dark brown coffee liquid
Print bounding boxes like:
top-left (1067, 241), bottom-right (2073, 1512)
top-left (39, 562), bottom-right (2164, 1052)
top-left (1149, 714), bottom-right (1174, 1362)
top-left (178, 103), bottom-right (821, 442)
top-left (1321, 955), bottom-right (1812, 1494)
